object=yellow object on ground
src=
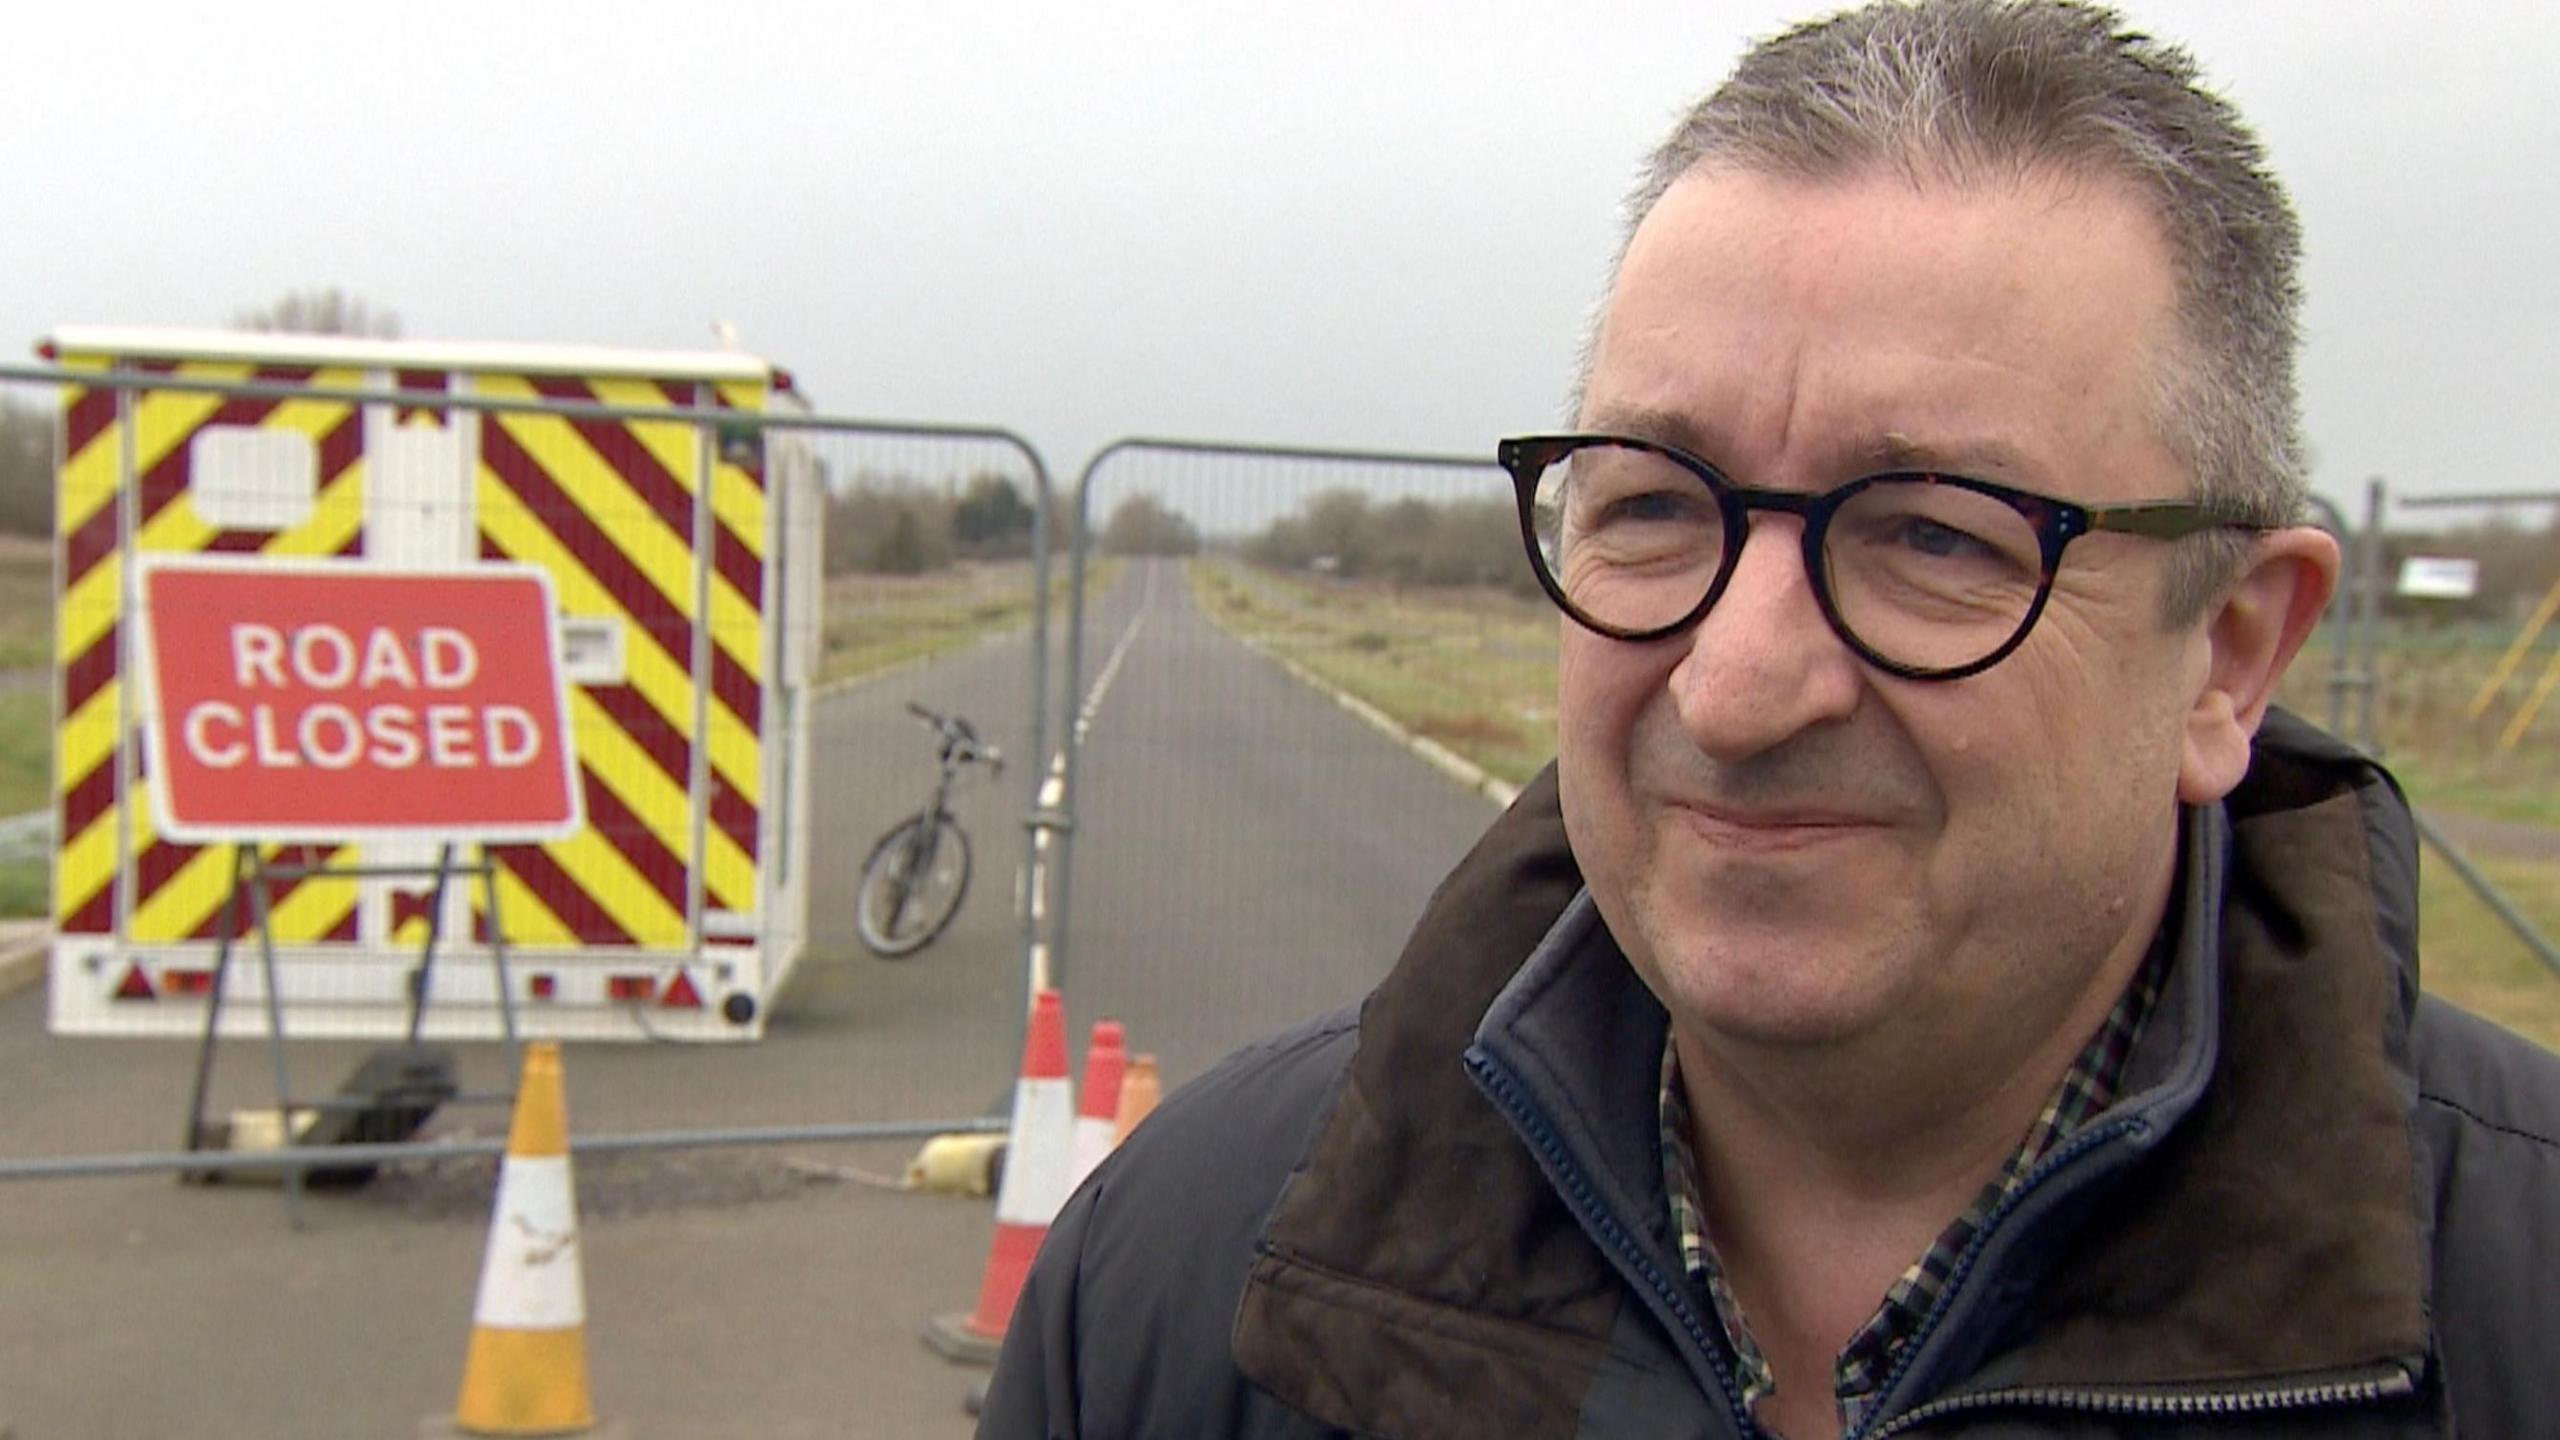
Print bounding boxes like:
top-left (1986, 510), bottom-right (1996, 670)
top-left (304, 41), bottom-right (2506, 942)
top-left (454, 1042), bottom-right (596, 1436)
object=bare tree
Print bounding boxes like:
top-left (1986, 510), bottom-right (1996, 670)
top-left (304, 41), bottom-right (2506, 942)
top-left (825, 473), bottom-right (957, 575)
top-left (1243, 490), bottom-right (1530, 594)
top-left (233, 287), bottom-right (402, 339)
top-left (1101, 492), bottom-right (1200, 557)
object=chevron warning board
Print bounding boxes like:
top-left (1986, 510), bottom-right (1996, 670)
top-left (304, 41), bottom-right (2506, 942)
top-left (41, 328), bottom-right (820, 1042)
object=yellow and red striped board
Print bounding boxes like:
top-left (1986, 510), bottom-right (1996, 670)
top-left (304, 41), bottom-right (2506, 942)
top-left (55, 356), bottom-right (370, 949)
top-left (44, 331), bottom-right (812, 1040)
top-left (467, 371), bottom-right (768, 950)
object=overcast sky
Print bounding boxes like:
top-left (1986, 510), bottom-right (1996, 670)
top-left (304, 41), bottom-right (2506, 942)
top-left (4, 1), bottom-right (2554, 524)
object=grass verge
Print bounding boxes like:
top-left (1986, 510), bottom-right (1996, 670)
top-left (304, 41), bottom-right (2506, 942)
top-left (0, 688), bottom-right (49, 815)
top-left (0, 687), bottom-right (45, 918)
top-left (1190, 556), bottom-right (1558, 787)
top-left (2420, 847), bottom-right (2560, 1052)
top-left (2282, 630), bottom-right (2560, 829)
top-left (819, 557), bottom-right (1101, 687)
top-left (0, 859), bottom-right (43, 919)
top-left (0, 539), bottom-right (49, 673)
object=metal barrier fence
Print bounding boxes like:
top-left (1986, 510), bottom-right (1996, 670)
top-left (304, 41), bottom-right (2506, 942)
top-left (0, 367), bottom-right (2552, 1192)
top-left (0, 358), bottom-right (1055, 1183)
top-left (1041, 438), bottom-right (1527, 1082)
top-left (2335, 480), bottom-right (2560, 978)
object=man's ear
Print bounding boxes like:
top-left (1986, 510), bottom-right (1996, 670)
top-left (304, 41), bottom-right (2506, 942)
top-left (2179, 526), bottom-right (2342, 805)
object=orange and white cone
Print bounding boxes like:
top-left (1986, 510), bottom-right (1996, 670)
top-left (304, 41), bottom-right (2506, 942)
top-left (1113, 1053), bottom-right (1162, 1145)
top-left (1067, 1020), bottom-right (1127, 1192)
top-left (927, 989), bottom-right (1075, 1365)
top-left (453, 1042), bottom-right (595, 1436)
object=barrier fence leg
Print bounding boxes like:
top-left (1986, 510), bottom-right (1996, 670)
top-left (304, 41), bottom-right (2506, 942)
top-left (180, 847), bottom-right (253, 1155)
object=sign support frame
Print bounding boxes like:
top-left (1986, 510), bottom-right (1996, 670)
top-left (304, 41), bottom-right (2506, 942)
top-left (179, 845), bottom-right (523, 1225)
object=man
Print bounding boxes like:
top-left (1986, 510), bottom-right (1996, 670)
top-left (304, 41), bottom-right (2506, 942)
top-left (980, 2), bottom-right (2559, 1435)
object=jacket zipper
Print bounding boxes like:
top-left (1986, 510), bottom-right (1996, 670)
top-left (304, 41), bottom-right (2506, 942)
top-left (1467, 1052), bottom-right (1766, 1440)
top-left (1867, 1362), bottom-right (2418, 1434)
top-left (1847, 1115), bottom-right (2143, 1438)
top-left (1854, 1112), bottom-right (2416, 1437)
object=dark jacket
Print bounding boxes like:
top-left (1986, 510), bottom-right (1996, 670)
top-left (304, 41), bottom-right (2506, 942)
top-left (981, 711), bottom-right (2560, 1437)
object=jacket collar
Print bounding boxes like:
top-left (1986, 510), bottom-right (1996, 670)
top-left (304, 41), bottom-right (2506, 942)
top-left (1943, 708), bottom-right (2429, 1405)
top-left (1236, 709), bottom-right (2430, 1432)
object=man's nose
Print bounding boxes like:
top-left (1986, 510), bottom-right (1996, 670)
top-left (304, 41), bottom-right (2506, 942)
top-left (1666, 515), bottom-right (1863, 762)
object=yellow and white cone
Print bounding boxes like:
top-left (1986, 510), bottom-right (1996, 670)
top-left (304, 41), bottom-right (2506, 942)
top-left (454, 1041), bottom-right (595, 1436)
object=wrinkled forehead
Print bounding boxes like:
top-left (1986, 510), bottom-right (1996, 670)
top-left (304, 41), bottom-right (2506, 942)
top-left (1633, 153), bottom-right (2178, 281)
top-left (1582, 163), bottom-right (2189, 497)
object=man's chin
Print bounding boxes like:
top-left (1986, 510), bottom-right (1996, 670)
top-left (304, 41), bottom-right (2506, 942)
top-left (1633, 920), bottom-right (1920, 1052)
top-left (1666, 977), bottom-right (1903, 1052)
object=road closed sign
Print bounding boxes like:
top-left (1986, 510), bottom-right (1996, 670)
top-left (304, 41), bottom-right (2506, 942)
top-left (138, 559), bottom-right (582, 842)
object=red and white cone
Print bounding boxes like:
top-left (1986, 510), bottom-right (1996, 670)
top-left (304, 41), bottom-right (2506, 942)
top-left (1067, 1020), bottom-right (1127, 1192)
top-left (926, 989), bottom-right (1075, 1365)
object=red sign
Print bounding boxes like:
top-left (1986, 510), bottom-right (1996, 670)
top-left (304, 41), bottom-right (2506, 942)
top-left (139, 560), bottom-right (582, 841)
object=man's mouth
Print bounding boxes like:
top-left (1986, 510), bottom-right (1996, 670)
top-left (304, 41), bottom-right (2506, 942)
top-left (1670, 801), bottom-right (1885, 852)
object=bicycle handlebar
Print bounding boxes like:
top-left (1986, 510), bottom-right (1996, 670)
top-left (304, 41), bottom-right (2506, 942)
top-left (906, 702), bottom-right (1001, 773)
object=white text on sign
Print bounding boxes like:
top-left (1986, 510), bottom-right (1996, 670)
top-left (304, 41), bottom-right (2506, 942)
top-left (179, 623), bottom-right (546, 772)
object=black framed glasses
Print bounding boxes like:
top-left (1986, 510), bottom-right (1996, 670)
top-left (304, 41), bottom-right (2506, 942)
top-left (1498, 432), bottom-right (2262, 681)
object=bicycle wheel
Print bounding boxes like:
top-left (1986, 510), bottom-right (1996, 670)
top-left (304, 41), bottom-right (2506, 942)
top-left (855, 814), bottom-right (972, 958)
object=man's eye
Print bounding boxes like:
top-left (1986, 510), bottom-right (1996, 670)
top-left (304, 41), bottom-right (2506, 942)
top-left (1599, 490), bottom-right (1700, 525)
top-left (1890, 516), bottom-right (1995, 559)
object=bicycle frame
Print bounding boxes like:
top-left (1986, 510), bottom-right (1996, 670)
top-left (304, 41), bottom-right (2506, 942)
top-left (898, 756), bottom-right (964, 881)
top-left (858, 703), bottom-right (1002, 958)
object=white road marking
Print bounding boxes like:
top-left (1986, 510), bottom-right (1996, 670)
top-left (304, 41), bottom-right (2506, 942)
top-left (1073, 607), bottom-right (1148, 749)
top-left (1021, 570), bottom-right (1156, 991)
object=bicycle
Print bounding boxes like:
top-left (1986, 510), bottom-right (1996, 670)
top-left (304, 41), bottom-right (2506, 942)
top-left (856, 703), bottom-right (1004, 958)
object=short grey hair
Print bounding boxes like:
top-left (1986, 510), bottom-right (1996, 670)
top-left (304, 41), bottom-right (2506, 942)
top-left (1593, 0), bottom-right (2303, 622)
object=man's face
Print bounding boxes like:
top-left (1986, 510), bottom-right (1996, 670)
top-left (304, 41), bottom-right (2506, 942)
top-left (1561, 165), bottom-right (2219, 1063)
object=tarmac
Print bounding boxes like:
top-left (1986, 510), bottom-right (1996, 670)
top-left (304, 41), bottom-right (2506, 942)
top-left (0, 931), bottom-right (1005, 1439)
top-left (2, 1128), bottom-right (999, 1437)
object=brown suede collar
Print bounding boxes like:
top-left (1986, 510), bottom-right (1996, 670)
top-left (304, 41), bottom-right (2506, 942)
top-left (1236, 711), bottom-right (2430, 1434)
top-left (1235, 764), bottom-right (1611, 1436)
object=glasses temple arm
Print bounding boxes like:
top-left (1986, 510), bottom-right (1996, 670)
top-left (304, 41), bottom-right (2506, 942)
top-left (2082, 502), bottom-right (2263, 540)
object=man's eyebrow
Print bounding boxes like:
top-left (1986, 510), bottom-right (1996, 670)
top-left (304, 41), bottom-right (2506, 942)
top-left (1576, 411), bottom-right (2037, 479)
top-left (1864, 431), bottom-right (2031, 476)
top-left (1578, 403), bottom-right (1719, 457)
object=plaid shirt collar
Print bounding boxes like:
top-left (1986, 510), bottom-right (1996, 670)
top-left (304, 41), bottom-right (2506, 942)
top-left (1660, 934), bottom-right (2170, 1436)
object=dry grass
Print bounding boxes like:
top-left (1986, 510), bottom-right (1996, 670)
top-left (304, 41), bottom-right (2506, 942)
top-left (1191, 557), bottom-right (1558, 785)
top-left (820, 557), bottom-right (1093, 684)
top-left (0, 540), bottom-right (50, 671)
top-left (2420, 847), bottom-right (2560, 1051)
top-left (2276, 627), bottom-right (2560, 1050)
top-left (0, 542), bottom-right (49, 917)
top-left (2282, 627), bottom-right (2560, 826)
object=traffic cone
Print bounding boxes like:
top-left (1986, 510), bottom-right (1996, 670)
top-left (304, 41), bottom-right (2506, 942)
top-left (1067, 1020), bottom-right (1127, 1192)
top-left (1113, 1053), bottom-right (1162, 1144)
top-left (926, 989), bottom-right (1075, 1365)
top-left (452, 1042), bottom-right (596, 1436)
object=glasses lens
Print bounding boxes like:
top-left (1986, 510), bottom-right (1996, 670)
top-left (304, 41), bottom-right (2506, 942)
top-left (1824, 478), bottom-right (2047, 672)
top-left (1530, 442), bottom-right (1725, 634)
